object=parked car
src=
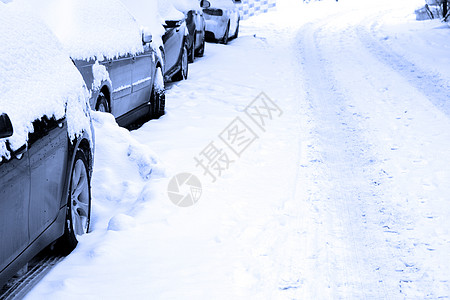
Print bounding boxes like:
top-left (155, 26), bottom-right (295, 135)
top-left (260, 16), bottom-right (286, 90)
top-left (171, 0), bottom-right (211, 63)
top-left (162, 19), bottom-right (189, 82)
top-left (123, 0), bottom-right (188, 82)
top-left (0, 1), bottom-right (94, 287)
top-left (203, 0), bottom-right (240, 44)
top-left (159, 1), bottom-right (190, 82)
top-left (30, 0), bottom-right (165, 126)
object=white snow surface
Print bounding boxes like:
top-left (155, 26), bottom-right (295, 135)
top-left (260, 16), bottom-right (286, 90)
top-left (170, 0), bottom-right (201, 13)
top-left (0, 1), bottom-right (90, 159)
top-left (120, 0), bottom-right (165, 50)
top-left (157, 0), bottom-right (185, 21)
top-left (208, 0), bottom-right (237, 9)
top-left (21, 0), bottom-right (145, 60)
top-left (26, 0), bottom-right (450, 298)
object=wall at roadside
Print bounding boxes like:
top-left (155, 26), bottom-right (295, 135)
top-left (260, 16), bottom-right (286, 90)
top-left (238, 0), bottom-right (277, 20)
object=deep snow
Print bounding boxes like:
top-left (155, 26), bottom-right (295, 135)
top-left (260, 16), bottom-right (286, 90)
top-left (25, 0), bottom-right (450, 298)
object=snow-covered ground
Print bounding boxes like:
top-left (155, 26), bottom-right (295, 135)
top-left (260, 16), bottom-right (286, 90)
top-left (26, 0), bottom-right (450, 298)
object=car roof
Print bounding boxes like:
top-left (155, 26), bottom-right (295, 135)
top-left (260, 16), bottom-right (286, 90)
top-left (24, 0), bottom-right (145, 60)
top-left (0, 1), bottom-right (90, 159)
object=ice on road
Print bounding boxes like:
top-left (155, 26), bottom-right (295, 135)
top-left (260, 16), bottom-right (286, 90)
top-left (26, 0), bottom-right (450, 299)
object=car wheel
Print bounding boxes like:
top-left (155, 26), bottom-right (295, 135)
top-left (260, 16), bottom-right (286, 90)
top-left (58, 150), bottom-right (91, 254)
top-left (233, 20), bottom-right (239, 39)
top-left (151, 67), bottom-right (165, 118)
top-left (188, 35), bottom-right (195, 63)
top-left (222, 23), bottom-right (230, 45)
top-left (95, 92), bottom-right (109, 113)
top-left (172, 45), bottom-right (189, 81)
top-left (195, 35), bottom-right (205, 57)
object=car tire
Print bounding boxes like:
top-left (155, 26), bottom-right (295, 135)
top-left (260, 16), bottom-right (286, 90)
top-left (195, 35), bottom-right (205, 57)
top-left (222, 23), bottom-right (230, 45)
top-left (172, 44), bottom-right (188, 82)
top-left (232, 20), bottom-right (239, 39)
top-left (58, 150), bottom-right (91, 255)
top-left (188, 35), bottom-right (195, 63)
top-left (151, 67), bottom-right (165, 118)
top-left (95, 92), bottom-right (109, 113)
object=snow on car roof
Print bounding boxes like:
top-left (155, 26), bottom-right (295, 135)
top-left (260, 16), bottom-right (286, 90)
top-left (22, 0), bottom-right (145, 61)
top-left (157, 0), bottom-right (185, 21)
top-left (0, 1), bottom-right (91, 160)
top-left (170, 0), bottom-right (201, 13)
top-left (207, 0), bottom-right (237, 9)
top-left (120, 0), bottom-right (165, 48)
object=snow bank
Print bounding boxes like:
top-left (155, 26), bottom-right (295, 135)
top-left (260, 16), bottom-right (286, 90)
top-left (22, 0), bottom-right (145, 61)
top-left (0, 1), bottom-right (90, 160)
top-left (89, 112), bottom-right (166, 231)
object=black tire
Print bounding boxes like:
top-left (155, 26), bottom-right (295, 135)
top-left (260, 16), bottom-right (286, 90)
top-left (151, 67), bottom-right (165, 118)
top-left (172, 44), bottom-right (189, 81)
top-left (222, 23), bottom-right (230, 45)
top-left (232, 21), bottom-right (239, 39)
top-left (188, 35), bottom-right (195, 63)
top-left (95, 92), bottom-right (109, 113)
top-left (195, 35), bottom-right (205, 57)
top-left (58, 150), bottom-right (91, 255)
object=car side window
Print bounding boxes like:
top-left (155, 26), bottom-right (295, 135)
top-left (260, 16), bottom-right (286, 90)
top-left (28, 116), bottom-right (63, 147)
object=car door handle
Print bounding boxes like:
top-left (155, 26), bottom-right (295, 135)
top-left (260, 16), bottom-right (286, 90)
top-left (14, 143), bottom-right (27, 159)
top-left (132, 56), bottom-right (136, 62)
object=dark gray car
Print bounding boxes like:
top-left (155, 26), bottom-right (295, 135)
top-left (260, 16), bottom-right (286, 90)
top-left (74, 40), bottom-right (165, 125)
top-left (0, 2), bottom-right (94, 288)
top-left (32, 0), bottom-right (166, 126)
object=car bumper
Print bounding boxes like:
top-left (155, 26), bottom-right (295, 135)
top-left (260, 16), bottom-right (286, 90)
top-left (204, 18), bottom-right (228, 40)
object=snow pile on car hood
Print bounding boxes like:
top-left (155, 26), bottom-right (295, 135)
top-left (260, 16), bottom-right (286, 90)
top-left (170, 0), bottom-right (201, 13)
top-left (22, 0), bottom-right (145, 61)
top-left (0, 1), bottom-right (91, 160)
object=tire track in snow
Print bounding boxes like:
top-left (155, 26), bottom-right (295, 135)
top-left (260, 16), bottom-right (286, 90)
top-left (295, 19), bottom-right (391, 299)
top-left (355, 13), bottom-right (450, 117)
top-left (297, 7), bottom-right (450, 298)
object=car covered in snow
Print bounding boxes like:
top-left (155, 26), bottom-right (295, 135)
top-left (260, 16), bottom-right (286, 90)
top-left (171, 0), bottom-right (211, 63)
top-left (0, 1), bottom-right (94, 288)
top-left (203, 0), bottom-right (240, 44)
top-left (122, 0), bottom-right (188, 82)
top-left (28, 0), bottom-right (166, 126)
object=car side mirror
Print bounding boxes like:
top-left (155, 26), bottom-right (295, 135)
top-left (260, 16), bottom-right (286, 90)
top-left (200, 0), bottom-right (211, 8)
top-left (142, 32), bottom-right (152, 44)
top-left (0, 113), bottom-right (13, 139)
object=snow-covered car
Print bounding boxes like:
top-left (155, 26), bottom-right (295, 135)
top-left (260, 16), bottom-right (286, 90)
top-left (28, 0), bottom-right (166, 126)
top-left (123, 0), bottom-right (188, 82)
top-left (162, 20), bottom-right (189, 81)
top-left (203, 0), bottom-right (240, 44)
top-left (171, 0), bottom-right (211, 63)
top-left (0, 1), bottom-right (94, 288)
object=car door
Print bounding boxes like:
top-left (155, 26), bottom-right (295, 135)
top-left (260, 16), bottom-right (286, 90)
top-left (193, 10), bottom-right (205, 49)
top-left (163, 23), bottom-right (184, 74)
top-left (0, 145), bottom-right (30, 272)
top-left (103, 55), bottom-right (133, 118)
top-left (28, 116), bottom-right (68, 242)
top-left (130, 48), bottom-right (154, 112)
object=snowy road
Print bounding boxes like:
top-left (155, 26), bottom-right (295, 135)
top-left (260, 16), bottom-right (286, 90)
top-left (26, 0), bottom-right (449, 299)
top-left (295, 2), bottom-right (450, 297)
